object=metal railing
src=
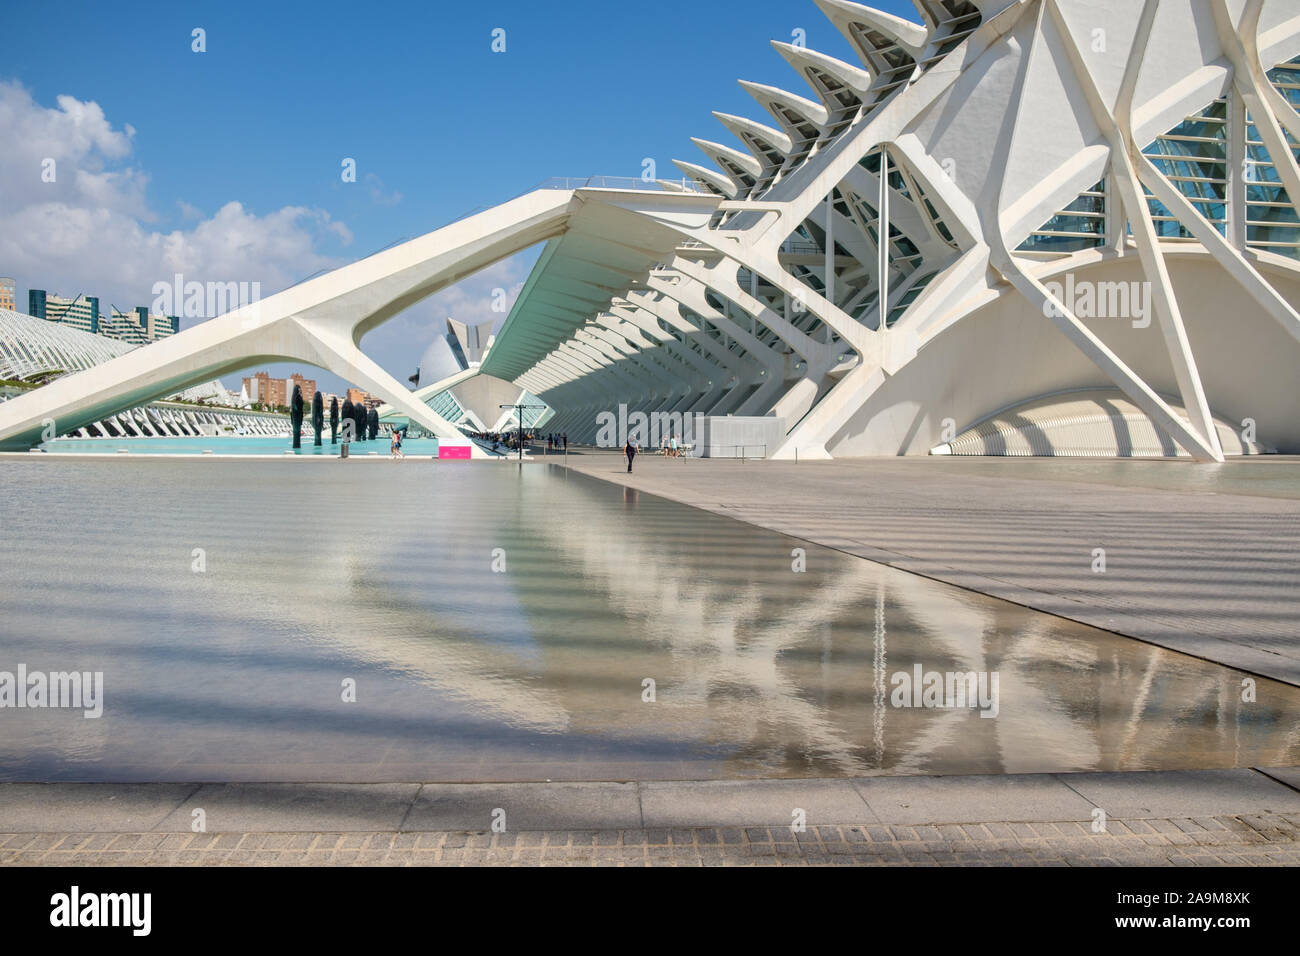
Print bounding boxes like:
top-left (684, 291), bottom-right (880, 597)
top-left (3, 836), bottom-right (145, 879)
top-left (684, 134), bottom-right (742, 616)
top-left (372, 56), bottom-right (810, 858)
top-left (536, 175), bottom-right (712, 193)
top-left (780, 241), bottom-right (822, 255)
top-left (697, 444), bottom-right (767, 460)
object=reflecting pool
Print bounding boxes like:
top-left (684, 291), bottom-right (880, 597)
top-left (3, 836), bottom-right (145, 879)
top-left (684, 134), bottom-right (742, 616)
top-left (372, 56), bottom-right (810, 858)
top-left (0, 458), bottom-right (1296, 781)
top-left (39, 436), bottom-right (445, 456)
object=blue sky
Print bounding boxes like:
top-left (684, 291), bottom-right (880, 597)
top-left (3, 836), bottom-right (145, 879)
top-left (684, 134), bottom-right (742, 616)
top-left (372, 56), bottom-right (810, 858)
top-left (2, 0), bottom-right (917, 393)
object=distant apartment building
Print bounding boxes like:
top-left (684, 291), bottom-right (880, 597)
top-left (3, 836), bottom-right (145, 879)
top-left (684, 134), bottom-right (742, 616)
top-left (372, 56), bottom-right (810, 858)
top-left (148, 311), bottom-right (179, 341)
top-left (289, 372), bottom-right (316, 405)
top-left (29, 291), bottom-right (100, 334)
top-left (345, 387), bottom-right (382, 409)
top-left (242, 371), bottom-right (317, 408)
top-left (102, 307), bottom-right (149, 346)
top-left (104, 306), bottom-right (178, 345)
top-left (28, 289), bottom-right (178, 344)
top-left (243, 371), bottom-right (284, 407)
top-left (0, 278), bottom-right (15, 312)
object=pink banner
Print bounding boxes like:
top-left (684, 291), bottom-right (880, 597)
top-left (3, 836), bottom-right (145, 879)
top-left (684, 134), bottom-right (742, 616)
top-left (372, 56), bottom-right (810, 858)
top-left (438, 444), bottom-right (472, 459)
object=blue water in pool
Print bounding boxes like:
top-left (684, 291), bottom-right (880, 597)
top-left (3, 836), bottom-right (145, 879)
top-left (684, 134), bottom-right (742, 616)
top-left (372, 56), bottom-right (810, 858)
top-left (39, 436), bottom-right (445, 456)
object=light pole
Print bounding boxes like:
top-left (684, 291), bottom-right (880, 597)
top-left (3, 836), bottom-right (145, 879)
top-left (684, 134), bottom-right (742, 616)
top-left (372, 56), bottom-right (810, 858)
top-left (499, 403), bottom-right (547, 462)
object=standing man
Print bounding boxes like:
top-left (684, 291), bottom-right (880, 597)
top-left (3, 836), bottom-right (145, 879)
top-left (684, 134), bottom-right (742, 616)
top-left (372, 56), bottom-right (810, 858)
top-left (625, 436), bottom-right (638, 473)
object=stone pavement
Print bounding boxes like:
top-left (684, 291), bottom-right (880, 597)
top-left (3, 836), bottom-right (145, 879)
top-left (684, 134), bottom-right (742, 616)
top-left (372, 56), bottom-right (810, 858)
top-left (553, 453), bottom-right (1300, 685)
top-left (3, 769), bottom-right (1298, 866)
top-left (6, 816), bottom-right (1300, 866)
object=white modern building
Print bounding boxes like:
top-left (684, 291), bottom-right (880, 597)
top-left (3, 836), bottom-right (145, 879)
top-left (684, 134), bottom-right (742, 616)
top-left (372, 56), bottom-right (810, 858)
top-left (2, 0), bottom-right (1299, 459)
top-left (0, 306), bottom-right (134, 380)
top-left (0, 307), bottom-right (285, 438)
top-left (378, 318), bottom-right (552, 437)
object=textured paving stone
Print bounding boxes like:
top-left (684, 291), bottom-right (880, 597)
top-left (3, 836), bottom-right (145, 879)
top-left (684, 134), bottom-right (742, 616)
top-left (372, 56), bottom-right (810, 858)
top-left (640, 779), bottom-right (873, 827)
top-left (1064, 769), bottom-right (1300, 820)
top-left (5, 774), bottom-right (1299, 865)
top-left (404, 782), bottom-right (640, 831)
top-left (0, 784), bottom-right (200, 833)
top-left (157, 783), bottom-right (419, 833)
top-left (856, 774), bottom-right (1096, 825)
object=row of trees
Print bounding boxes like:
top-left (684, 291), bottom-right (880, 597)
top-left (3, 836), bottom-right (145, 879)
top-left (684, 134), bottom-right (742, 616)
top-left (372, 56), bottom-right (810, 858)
top-left (0, 369), bottom-right (66, 390)
top-left (290, 385), bottom-right (380, 449)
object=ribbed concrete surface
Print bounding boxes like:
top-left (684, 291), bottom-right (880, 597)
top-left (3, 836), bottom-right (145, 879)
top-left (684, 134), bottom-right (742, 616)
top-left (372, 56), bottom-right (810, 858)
top-left (553, 453), bottom-right (1300, 684)
top-left (3, 771), bottom-right (1299, 866)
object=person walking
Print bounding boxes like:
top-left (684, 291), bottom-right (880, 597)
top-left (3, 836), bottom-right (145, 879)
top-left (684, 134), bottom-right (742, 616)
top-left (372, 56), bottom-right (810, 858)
top-left (625, 436), bottom-right (638, 473)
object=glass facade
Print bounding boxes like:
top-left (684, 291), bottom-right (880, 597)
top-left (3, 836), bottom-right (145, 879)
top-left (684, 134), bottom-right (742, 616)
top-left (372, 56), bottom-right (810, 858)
top-left (1244, 111), bottom-right (1300, 257)
top-left (1017, 181), bottom-right (1106, 254)
top-left (1142, 99), bottom-right (1228, 240)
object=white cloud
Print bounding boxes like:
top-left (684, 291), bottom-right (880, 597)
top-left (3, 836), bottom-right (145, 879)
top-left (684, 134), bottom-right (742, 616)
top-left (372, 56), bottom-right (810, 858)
top-left (364, 172), bottom-right (402, 207)
top-left (0, 79), bottom-right (544, 397)
top-left (0, 80), bottom-right (349, 317)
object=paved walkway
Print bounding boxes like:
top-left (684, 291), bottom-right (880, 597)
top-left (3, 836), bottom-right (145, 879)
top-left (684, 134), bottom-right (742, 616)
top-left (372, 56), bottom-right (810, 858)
top-left (7, 818), bottom-right (1300, 866)
top-left (3, 769), bottom-right (1299, 866)
top-left (554, 453), bottom-right (1300, 685)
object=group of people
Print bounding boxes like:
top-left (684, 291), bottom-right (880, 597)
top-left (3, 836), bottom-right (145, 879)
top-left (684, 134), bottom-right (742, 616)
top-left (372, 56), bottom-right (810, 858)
top-left (468, 430), bottom-right (531, 451)
top-left (380, 426), bottom-right (567, 459)
top-left (660, 435), bottom-right (685, 458)
top-left (463, 430), bottom-right (567, 454)
top-left (624, 434), bottom-right (688, 472)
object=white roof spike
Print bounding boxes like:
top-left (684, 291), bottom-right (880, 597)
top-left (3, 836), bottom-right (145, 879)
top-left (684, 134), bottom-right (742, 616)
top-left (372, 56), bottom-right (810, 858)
top-left (711, 111), bottom-right (793, 159)
top-left (689, 137), bottom-right (763, 181)
top-left (912, 0), bottom-right (995, 30)
top-left (910, 0), bottom-right (943, 28)
top-left (814, 0), bottom-right (929, 60)
top-left (770, 40), bottom-right (874, 102)
top-left (672, 160), bottom-right (738, 199)
top-left (738, 79), bottom-right (830, 131)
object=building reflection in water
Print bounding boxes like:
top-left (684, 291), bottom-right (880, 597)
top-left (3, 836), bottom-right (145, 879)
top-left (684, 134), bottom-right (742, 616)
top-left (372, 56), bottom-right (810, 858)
top-left (1, 459), bottom-right (1297, 781)
top-left (321, 468), bottom-right (1300, 778)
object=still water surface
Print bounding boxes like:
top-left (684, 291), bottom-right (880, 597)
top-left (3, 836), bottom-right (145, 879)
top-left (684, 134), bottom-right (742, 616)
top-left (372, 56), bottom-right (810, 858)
top-left (40, 436), bottom-right (443, 456)
top-left (0, 458), bottom-right (1296, 781)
